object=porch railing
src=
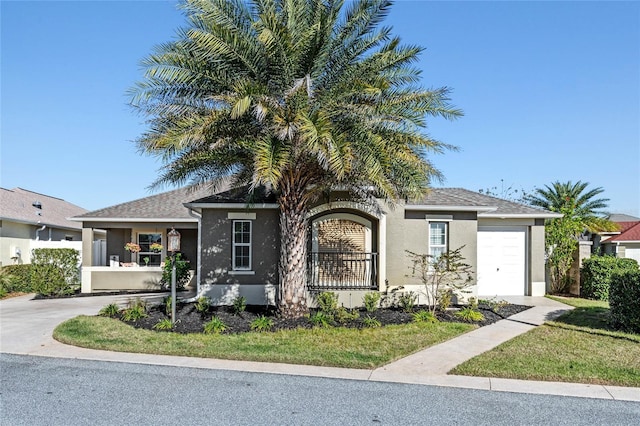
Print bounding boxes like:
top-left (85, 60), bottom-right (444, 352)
top-left (308, 251), bottom-right (378, 290)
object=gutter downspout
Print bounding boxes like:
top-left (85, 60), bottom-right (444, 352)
top-left (187, 207), bottom-right (203, 296)
top-left (35, 223), bottom-right (46, 241)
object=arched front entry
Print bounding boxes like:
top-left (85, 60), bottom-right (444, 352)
top-left (309, 212), bottom-right (377, 290)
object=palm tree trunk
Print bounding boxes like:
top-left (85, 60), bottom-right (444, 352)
top-left (278, 172), bottom-right (311, 319)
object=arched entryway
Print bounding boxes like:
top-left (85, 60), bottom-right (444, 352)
top-left (309, 212), bottom-right (377, 290)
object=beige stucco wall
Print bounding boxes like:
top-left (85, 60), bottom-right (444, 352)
top-left (1, 220), bottom-right (82, 266)
top-left (82, 267), bottom-right (164, 292)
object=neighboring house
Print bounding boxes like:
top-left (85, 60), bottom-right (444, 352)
top-left (0, 187), bottom-right (104, 266)
top-left (74, 185), bottom-right (560, 305)
top-left (594, 214), bottom-right (640, 263)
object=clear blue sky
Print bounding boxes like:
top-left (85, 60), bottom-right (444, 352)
top-left (2, 0), bottom-right (639, 215)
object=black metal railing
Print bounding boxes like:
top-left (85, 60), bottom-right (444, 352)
top-left (308, 252), bottom-right (378, 290)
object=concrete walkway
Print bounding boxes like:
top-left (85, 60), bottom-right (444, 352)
top-left (1, 293), bottom-right (639, 402)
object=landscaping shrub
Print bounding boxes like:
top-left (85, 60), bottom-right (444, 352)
top-left (30, 248), bottom-right (80, 296)
top-left (232, 296), bottom-right (247, 314)
top-left (161, 253), bottom-right (191, 290)
top-left (1, 264), bottom-right (33, 293)
top-left (397, 291), bottom-right (417, 313)
top-left (363, 292), bottom-right (381, 312)
top-left (315, 291), bottom-right (338, 314)
top-left (203, 317), bottom-right (227, 334)
top-left (609, 270), bottom-right (640, 333)
top-left (581, 256), bottom-right (639, 301)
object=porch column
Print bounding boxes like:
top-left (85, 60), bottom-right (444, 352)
top-left (81, 227), bottom-right (94, 267)
top-left (81, 227), bottom-right (94, 293)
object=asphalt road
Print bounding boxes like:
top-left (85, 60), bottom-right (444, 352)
top-left (1, 353), bottom-right (639, 426)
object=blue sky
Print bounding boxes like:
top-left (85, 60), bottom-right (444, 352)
top-left (2, 0), bottom-right (639, 215)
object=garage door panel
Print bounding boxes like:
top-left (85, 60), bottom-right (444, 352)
top-left (478, 229), bottom-right (526, 296)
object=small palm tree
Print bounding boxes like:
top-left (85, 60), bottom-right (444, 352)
top-left (130, 0), bottom-right (462, 317)
top-left (526, 181), bottom-right (617, 233)
top-left (526, 181), bottom-right (616, 293)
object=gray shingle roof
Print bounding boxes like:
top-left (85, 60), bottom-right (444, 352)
top-left (74, 185), bottom-right (557, 221)
top-left (1, 187), bottom-right (88, 230)
top-left (410, 188), bottom-right (559, 217)
top-left (74, 184), bottom-right (222, 220)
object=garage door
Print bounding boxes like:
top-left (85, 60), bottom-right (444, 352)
top-left (626, 248), bottom-right (640, 263)
top-left (477, 228), bottom-right (526, 296)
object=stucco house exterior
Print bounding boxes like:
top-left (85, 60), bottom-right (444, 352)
top-left (74, 185), bottom-right (559, 306)
top-left (0, 187), bottom-right (103, 267)
top-left (594, 214), bottom-right (640, 263)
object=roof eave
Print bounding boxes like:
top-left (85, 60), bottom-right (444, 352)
top-left (70, 217), bottom-right (198, 223)
top-left (405, 205), bottom-right (497, 212)
top-left (479, 212), bottom-right (563, 219)
top-left (183, 202), bottom-right (279, 209)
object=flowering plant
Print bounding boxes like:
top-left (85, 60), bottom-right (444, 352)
top-left (150, 242), bottom-right (163, 253)
top-left (124, 242), bottom-right (141, 253)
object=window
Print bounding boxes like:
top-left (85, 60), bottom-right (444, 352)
top-left (429, 222), bottom-right (448, 262)
top-left (137, 233), bottom-right (162, 266)
top-left (232, 220), bottom-right (251, 270)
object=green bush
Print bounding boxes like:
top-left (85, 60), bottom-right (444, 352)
top-left (203, 316), bottom-right (227, 334)
top-left (455, 307), bottom-right (485, 322)
top-left (153, 319), bottom-right (174, 331)
top-left (363, 292), bottom-right (381, 312)
top-left (1, 264), bottom-right (33, 293)
top-left (609, 270), bottom-right (640, 333)
top-left (98, 303), bottom-right (120, 317)
top-left (121, 298), bottom-right (148, 322)
top-left (195, 296), bottom-right (211, 314)
top-left (232, 296), bottom-right (247, 314)
top-left (362, 315), bottom-right (381, 328)
top-left (412, 310), bottom-right (438, 323)
top-left (309, 311), bottom-right (334, 328)
top-left (161, 253), bottom-right (191, 290)
top-left (250, 315), bottom-right (274, 332)
top-left (30, 248), bottom-right (80, 296)
top-left (581, 256), bottom-right (639, 301)
top-left (315, 291), bottom-right (338, 315)
top-left (398, 291), bottom-right (417, 313)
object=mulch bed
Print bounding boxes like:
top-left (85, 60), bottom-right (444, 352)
top-left (124, 301), bottom-right (531, 334)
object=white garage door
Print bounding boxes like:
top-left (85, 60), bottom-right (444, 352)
top-left (477, 228), bottom-right (526, 296)
top-left (626, 248), bottom-right (640, 263)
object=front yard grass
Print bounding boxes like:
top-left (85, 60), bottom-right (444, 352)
top-left (54, 315), bottom-right (475, 369)
top-left (450, 296), bottom-right (640, 387)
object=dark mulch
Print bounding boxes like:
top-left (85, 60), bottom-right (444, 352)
top-left (123, 301), bottom-right (531, 334)
top-left (33, 288), bottom-right (185, 300)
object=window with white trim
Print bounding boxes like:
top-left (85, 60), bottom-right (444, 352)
top-left (232, 220), bottom-right (252, 270)
top-left (429, 222), bottom-right (448, 262)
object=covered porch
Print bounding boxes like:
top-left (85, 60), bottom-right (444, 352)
top-left (307, 205), bottom-right (384, 292)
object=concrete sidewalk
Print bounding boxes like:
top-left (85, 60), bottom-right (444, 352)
top-left (1, 293), bottom-right (639, 402)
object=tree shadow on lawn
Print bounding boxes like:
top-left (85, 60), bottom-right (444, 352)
top-left (548, 306), bottom-right (640, 343)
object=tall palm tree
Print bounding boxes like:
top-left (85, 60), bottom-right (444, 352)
top-left (130, 0), bottom-right (462, 317)
top-left (526, 181), bottom-right (617, 233)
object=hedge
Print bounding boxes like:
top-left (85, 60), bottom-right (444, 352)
top-left (580, 256), bottom-right (639, 301)
top-left (0, 264), bottom-right (33, 293)
top-left (30, 248), bottom-right (80, 296)
top-left (609, 269), bottom-right (640, 334)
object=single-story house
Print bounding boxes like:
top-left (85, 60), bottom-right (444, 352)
top-left (73, 185), bottom-right (560, 306)
top-left (594, 214), bottom-right (640, 263)
top-left (0, 187), bottom-right (104, 267)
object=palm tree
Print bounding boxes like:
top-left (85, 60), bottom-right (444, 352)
top-left (526, 181), bottom-right (617, 233)
top-left (129, 0), bottom-right (462, 317)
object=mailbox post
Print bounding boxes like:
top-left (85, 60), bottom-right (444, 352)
top-left (167, 228), bottom-right (181, 325)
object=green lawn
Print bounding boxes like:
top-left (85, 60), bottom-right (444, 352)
top-left (451, 296), bottom-right (640, 387)
top-left (54, 316), bottom-right (475, 369)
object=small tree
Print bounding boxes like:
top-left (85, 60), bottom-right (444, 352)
top-left (406, 247), bottom-right (474, 314)
top-left (545, 212), bottom-right (583, 293)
